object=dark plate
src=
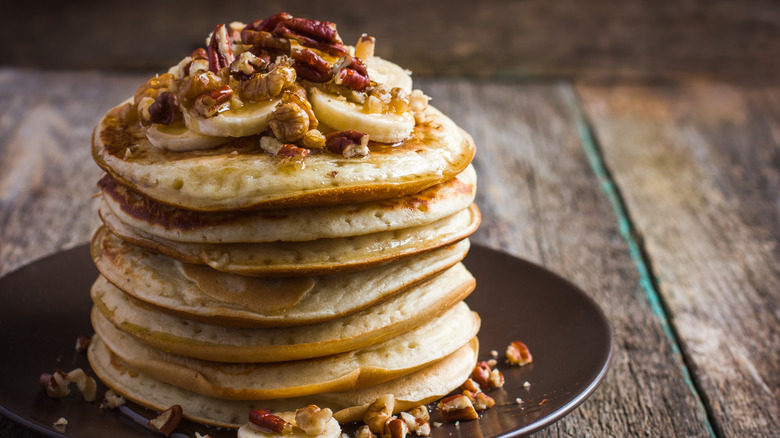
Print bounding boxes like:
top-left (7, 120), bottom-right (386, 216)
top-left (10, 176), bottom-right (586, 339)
top-left (0, 244), bottom-right (611, 438)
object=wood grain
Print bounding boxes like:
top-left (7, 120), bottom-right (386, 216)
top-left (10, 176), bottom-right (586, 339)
top-left (3, 0), bottom-right (780, 81)
top-left (577, 80), bottom-right (780, 436)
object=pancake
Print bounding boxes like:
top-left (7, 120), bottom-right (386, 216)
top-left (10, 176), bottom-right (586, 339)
top-left (92, 301), bottom-right (479, 400)
top-left (87, 335), bottom-right (478, 428)
top-left (91, 263), bottom-right (475, 362)
top-left (98, 165), bottom-right (477, 243)
top-left (93, 104), bottom-right (475, 212)
top-left (99, 204), bottom-right (480, 277)
top-left (92, 228), bottom-right (471, 327)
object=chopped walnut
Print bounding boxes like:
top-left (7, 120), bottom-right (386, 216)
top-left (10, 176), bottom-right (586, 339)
top-left (148, 92), bottom-right (183, 125)
top-left (302, 129), bottom-right (326, 149)
top-left (269, 102), bottom-right (310, 142)
top-left (325, 130), bottom-right (369, 158)
top-left (134, 73), bottom-right (178, 107)
top-left (295, 405), bottom-right (333, 436)
top-left (363, 394), bottom-right (395, 434)
top-left (74, 335), bottom-right (91, 352)
top-left (230, 51), bottom-right (268, 80)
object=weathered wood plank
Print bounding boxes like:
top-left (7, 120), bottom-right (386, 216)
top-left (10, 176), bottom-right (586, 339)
top-left (577, 80), bottom-right (780, 436)
top-left (2, 0), bottom-right (780, 81)
top-left (418, 78), bottom-right (712, 436)
top-left (0, 70), bottom-right (714, 436)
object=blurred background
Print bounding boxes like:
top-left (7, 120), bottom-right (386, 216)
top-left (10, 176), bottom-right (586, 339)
top-left (3, 0), bottom-right (779, 81)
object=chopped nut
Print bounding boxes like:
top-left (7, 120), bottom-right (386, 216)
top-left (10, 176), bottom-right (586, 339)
top-left (460, 378), bottom-right (481, 393)
top-left (407, 405), bottom-right (429, 423)
top-left (229, 51), bottom-right (268, 80)
top-left (278, 143), bottom-right (310, 158)
top-left (134, 73), bottom-right (178, 108)
top-left (249, 409), bottom-right (293, 434)
top-left (66, 368), bottom-right (97, 401)
top-left (148, 92), bottom-right (183, 125)
top-left (260, 136), bottom-right (284, 155)
top-left (178, 70), bottom-right (224, 108)
top-left (302, 129), bottom-right (326, 149)
top-left (195, 433), bottom-right (212, 438)
top-left (363, 394), bottom-right (395, 434)
top-left (100, 389), bottom-right (126, 409)
top-left (291, 48), bottom-right (333, 83)
top-left (490, 350), bottom-right (499, 358)
top-left (325, 130), bottom-right (369, 158)
top-left (355, 424), bottom-right (376, 438)
top-left (148, 405), bottom-right (183, 437)
top-left (237, 63), bottom-right (296, 102)
top-left (487, 359), bottom-right (498, 367)
top-left (207, 23), bottom-right (235, 72)
top-left (463, 390), bottom-right (496, 411)
top-left (193, 85), bottom-right (233, 118)
top-left (436, 394), bottom-right (478, 422)
top-left (269, 102), bottom-right (310, 142)
top-left (471, 361), bottom-right (491, 389)
top-left (488, 368), bottom-right (505, 389)
top-left (332, 55), bottom-right (370, 91)
top-left (274, 17), bottom-right (346, 57)
top-left (409, 90), bottom-right (430, 124)
top-left (355, 34), bottom-right (376, 60)
top-left (416, 422), bottom-right (431, 437)
top-left (515, 398), bottom-right (523, 404)
top-left (523, 381), bottom-right (531, 389)
top-left (383, 418), bottom-right (409, 438)
top-left (295, 405), bottom-right (333, 436)
top-left (74, 335), bottom-right (92, 352)
top-left (39, 370), bottom-right (69, 398)
top-left (53, 417), bottom-right (68, 432)
top-left (506, 341), bottom-right (533, 366)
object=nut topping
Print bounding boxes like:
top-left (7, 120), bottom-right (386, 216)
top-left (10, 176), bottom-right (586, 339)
top-left (383, 418), bottom-right (409, 438)
top-left (148, 92), bottom-right (182, 125)
top-left (291, 48), bottom-right (333, 83)
top-left (506, 341), bottom-right (533, 366)
top-left (148, 405), bottom-right (183, 437)
top-left (269, 102), bottom-right (310, 142)
top-left (207, 24), bottom-right (235, 73)
top-left (332, 55), bottom-right (370, 91)
top-left (74, 335), bottom-right (92, 352)
top-left (363, 394), bottom-right (395, 434)
top-left (177, 70), bottom-right (224, 108)
top-left (100, 389), bottom-right (126, 409)
top-left (193, 85), bottom-right (234, 118)
top-left (463, 390), bottom-right (496, 411)
top-left (355, 34), bottom-right (376, 60)
top-left (236, 62), bottom-right (296, 102)
top-left (248, 408), bottom-right (293, 434)
top-left (355, 425), bottom-right (376, 438)
top-left (274, 17), bottom-right (346, 57)
top-left (436, 394), bottom-right (479, 422)
top-left (295, 405), bottom-right (333, 436)
top-left (325, 130), bottom-right (369, 158)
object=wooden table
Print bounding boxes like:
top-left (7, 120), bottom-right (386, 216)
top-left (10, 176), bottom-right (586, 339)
top-left (2, 68), bottom-right (778, 437)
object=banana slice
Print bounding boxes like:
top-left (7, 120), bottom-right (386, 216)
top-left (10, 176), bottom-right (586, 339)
top-left (183, 98), bottom-right (281, 137)
top-left (309, 88), bottom-right (414, 144)
top-left (146, 123), bottom-right (230, 151)
top-left (363, 56), bottom-right (413, 92)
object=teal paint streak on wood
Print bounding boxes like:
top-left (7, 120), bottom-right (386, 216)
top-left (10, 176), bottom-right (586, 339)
top-left (562, 86), bottom-right (717, 438)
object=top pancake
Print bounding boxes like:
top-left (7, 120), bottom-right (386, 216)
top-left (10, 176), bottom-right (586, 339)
top-left (93, 103), bottom-right (475, 212)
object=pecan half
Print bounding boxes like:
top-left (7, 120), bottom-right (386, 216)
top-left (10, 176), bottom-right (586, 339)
top-left (248, 409), bottom-right (293, 434)
top-left (244, 12), bottom-right (293, 33)
top-left (291, 48), bottom-right (333, 83)
top-left (506, 341), bottom-right (533, 366)
top-left (243, 30), bottom-right (291, 59)
top-left (325, 130), bottom-right (369, 158)
top-left (236, 64), bottom-right (295, 102)
top-left (269, 102), bottom-right (309, 142)
top-left (207, 24), bottom-right (235, 73)
top-left (274, 17), bottom-right (346, 57)
top-left (148, 405), bottom-right (183, 437)
top-left (148, 92), bottom-right (182, 125)
top-left (333, 55), bottom-right (370, 91)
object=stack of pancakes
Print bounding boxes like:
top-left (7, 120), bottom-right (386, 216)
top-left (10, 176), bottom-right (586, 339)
top-left (85, 23), bottom-right (480, 430)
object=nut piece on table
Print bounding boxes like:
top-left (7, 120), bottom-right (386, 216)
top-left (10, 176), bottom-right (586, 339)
top-left (462, 390), bottom-right (496, 411)
top-left (471, 361), bottom-right (492, 389)
top-left (39, 370), bottom-right (70, 398)
top-left (325, 130), bottom-right (369, 158)
top-left (74, 335), bottom-right (92, 352)
top-left (460, 378), bottom-right (482, 393)
top-left (383, 418), bottom-right (409, 438)
top-left (295, 405), bottom-right (333, 436)
top-left (148, 405), bottom-right (183, 437)
top-left (65, 368), bottom-right (97, 402)
top-left (436, 394), bottom-right (479, 422)
top-left (355, 424), bottom-right (376, 438)
top-left (363, 394), bottom-right (395, 434)
top-left (488, 368), bottom-right (505, 389)
top-left (53, 417), bottom-right (68, 432)
top-left (248, 408), bottom-right (293, 434)
top-left (398, 411), bottom-right (431, 437)
top-left (100, 389), bottom-right (126, 409)
top-left (506, 341), bottom-right (533, 366)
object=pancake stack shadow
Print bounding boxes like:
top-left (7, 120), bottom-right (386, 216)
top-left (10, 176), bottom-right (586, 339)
top-left (86, 103), bottom-right (482, 428)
